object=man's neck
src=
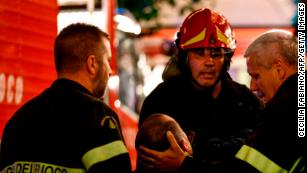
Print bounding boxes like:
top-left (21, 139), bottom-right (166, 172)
top-left (191, 80), bottom-right (222, 99)
top-left (57, 72), bottom-right (93, 94)
top-left (212, 81), bottom-right (222, 99)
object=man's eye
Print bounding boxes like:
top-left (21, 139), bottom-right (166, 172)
top-left (194, 50), bottom-right (204, 56)
top-left (211, 53), bottom-right (223, 58)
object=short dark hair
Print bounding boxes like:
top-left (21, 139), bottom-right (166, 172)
top-left (54, 23), bottom-right (109, 74)
top-left (135, 113), bottom-right (187, 151)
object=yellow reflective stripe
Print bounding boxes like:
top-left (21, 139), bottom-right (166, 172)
top-left (82, 140), bottom-right (128, 170)
top-left (0, 161), bottom-right (85, 173)
top-left (181, 28), bottom-right (206, 47)
top-left (235, 145), bottom-right (288, 173)
top-left (289, 157), bottom-right (303, 173)
top-left (216, 26), bottom-right (230, 45)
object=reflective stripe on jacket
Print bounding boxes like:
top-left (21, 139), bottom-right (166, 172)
top-left (236, 145), bottom-right (304, 173)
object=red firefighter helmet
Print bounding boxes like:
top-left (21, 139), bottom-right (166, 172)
top-left (179, 8), bottom-right (236, 52)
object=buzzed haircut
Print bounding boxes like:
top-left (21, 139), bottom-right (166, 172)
top-left (54, 23), bottom-right (109, 74)
top-left (135, 113), bottom-right (187, 151)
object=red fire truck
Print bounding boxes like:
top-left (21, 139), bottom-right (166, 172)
top-left (0, 0), bottom-right (293, 170)
top-left (0, 0), bottom-right (138, 170)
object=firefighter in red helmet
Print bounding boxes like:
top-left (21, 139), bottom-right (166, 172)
top-left (176, 8), bottom-right (236, 89)
top-left (137, 8), bottom-right (262, 173)
top-left (179, 7), bottom-right (236, 50)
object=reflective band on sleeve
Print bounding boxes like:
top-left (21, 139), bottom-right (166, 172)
top-left (0, 161), bottom-right (85, 173)
top-left (235, 145), bottom-right (288, 173)
top-left (82, 140), bottom-right (128, 170)
top-left (289, 157), bottom-right (304, 173)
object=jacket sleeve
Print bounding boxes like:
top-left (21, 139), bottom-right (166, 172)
top-left (205, 129), bottom-right (254, 160)
top-left (81, 102), bottom-right (132, 173)
top-left (179, 152), bottom-right (260, 173)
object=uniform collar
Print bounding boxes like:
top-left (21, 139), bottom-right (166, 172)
top-left (52, 78), bottom-right (93, 96)
top-left (266, 72), bottom-right (298, 105)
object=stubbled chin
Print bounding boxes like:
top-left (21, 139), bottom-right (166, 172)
top-left (195, 74), bottom-right (217, 87)
top-left (198, 74), bottom-right (216, 82)
top-left (197, 80), bottom-right (215, 87)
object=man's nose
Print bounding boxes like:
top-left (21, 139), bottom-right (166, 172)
top-left (203, 55), bottom-right (215, 65)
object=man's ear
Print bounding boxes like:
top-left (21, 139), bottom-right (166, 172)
top-left (273, 58), bottom-right (287, 80)
top-left (86, 55), bottom-right (97, 75)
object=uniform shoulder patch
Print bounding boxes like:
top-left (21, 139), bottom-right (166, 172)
top-left (100, 115), bottom-right (118, 129)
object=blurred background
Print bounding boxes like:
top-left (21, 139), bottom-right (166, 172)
top-left (0, 0), bottom-right (298, 170)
